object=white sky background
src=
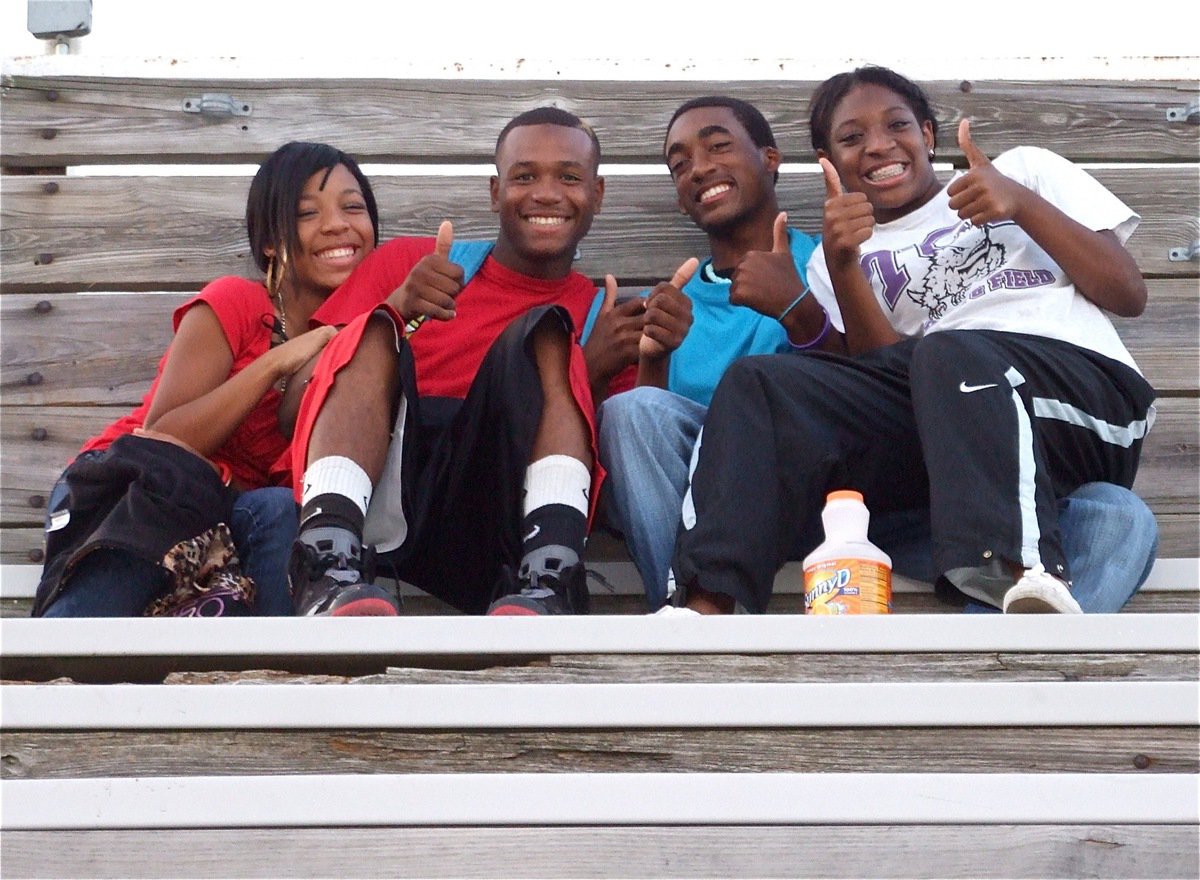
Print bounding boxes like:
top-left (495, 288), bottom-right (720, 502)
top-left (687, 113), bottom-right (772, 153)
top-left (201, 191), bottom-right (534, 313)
top-left (3, 0), bottom-right (1198, 79)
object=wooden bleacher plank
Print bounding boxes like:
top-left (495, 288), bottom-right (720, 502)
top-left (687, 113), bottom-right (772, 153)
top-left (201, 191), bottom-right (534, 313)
top-left (1130, 398), bottom-right (1200, 522)
top-left (3, 167), bottom-right (1197, 292)
top-left (6, 680), bottom-right (1196, 729)
top-left (1153, 515), bottom-right (1200, 565)
top-left (3, 824), bottom-right (1195, 880)
top-left (3, 278), bottom-right (1193, 413)
top-left (1110, 278), bottom-right (1200, 395)
top-left (220, 649), bottom-right (1200, 686)
top-left (4, 772), bottom-right (1197, 829)
top-left (5, 724), bottom-right (1196, 778)
top-left (2, 74), bottom-right (1196, 167)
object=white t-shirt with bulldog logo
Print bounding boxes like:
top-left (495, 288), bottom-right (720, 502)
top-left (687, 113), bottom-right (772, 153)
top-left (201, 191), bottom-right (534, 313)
top-left (808, 146), bottom-right (1141, 372)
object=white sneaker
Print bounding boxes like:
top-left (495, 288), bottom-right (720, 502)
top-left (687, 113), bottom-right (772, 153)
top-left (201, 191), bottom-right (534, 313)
top-left (652, 605), bottom-right (702, 618)
top-left (1002, 564), bottom-right (1083, 614)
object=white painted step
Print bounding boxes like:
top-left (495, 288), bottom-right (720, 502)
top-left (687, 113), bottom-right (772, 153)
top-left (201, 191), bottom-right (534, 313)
top-left (6, 680), bottom-right (1195, 729)
top-left (3, 613), bottom-right (1198, 657)
top-left (4, 773), bottom-right (1196, 829)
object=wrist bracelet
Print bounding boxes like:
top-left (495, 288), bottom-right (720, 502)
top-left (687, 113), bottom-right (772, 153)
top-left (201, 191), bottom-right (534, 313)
top-left (789, 308), bottom-right (833, 351)
top-left (777, 287), bottom-right (810, 322)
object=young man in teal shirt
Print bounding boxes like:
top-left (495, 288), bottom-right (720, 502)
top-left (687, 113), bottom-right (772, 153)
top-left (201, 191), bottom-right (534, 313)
top-left (583, 97), bottom-right (833, 606)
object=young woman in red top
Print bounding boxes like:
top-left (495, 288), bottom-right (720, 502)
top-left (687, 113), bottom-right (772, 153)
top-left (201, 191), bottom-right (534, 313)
top-left (35, 141), bottom-right (379, 617)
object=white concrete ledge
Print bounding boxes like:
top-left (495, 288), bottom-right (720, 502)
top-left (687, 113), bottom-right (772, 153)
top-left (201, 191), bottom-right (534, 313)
top-left (2, 613), bottom-right (1198, 658)
top-left (4, 680), bottom-right (1195, 729)
top-left (4, 772), bottom-right (1196, 830)
top-left (1141, 558), bottom-right (1200, 590)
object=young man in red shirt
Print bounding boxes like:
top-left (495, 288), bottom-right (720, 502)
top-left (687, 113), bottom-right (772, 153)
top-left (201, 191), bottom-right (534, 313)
top-left (287, 108), bottom-right (605, 616)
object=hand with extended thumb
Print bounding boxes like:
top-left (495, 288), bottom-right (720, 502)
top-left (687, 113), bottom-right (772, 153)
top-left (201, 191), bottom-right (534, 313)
top-left (389, 220), bottom-right (465, 332)
top-left (818, 157), bottom-right (874, 270)
top-left (947, 119), bottom-right (1026, 226)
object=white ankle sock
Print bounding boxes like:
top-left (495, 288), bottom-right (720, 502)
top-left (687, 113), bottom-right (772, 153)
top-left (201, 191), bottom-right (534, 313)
top-left (523, 454), bottom-right (591, 517)
top-left (302, 455), bottom-right (373, 518)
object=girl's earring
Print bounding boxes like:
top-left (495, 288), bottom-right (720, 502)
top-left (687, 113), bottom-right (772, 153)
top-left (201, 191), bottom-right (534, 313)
top-left (928, 150), bottom-right (936, 161)
top-left (265, 256), bottom-right (277, 294)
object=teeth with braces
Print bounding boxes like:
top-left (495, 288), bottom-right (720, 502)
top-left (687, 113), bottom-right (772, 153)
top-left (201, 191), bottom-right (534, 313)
top-left (866, 164), bottom-right (906, 182)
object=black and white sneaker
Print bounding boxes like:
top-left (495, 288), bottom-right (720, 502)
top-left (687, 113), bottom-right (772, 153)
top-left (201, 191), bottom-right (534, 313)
top-left (288, 526), bottom-right (398, 617)
top-left (487, 552), bottom-right (589, 616)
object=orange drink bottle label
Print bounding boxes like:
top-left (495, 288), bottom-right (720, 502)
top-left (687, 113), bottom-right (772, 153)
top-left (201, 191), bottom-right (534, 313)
top-left (803, 559), bottom-right (892, 614)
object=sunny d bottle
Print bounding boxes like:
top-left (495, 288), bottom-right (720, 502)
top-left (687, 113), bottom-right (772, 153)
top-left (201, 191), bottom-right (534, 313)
top-left (803, 490), bottom-right (892, 614)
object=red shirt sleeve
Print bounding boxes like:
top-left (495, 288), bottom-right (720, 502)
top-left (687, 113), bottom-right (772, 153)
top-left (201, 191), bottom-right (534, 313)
top-left (311, 237), bottom-right (434, 327)
top-left (172, 276), bottom-right (273, 347)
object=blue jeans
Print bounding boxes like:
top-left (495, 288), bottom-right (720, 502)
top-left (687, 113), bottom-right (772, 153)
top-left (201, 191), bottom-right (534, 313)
top-left (230, 486), bottom-right (298, 616)
top-left (41, 477), bottom-right (297, 617)
top-left (598, 387), bottom-right (705, 610)
top-left (597, 387), bottom-right (1158, 613)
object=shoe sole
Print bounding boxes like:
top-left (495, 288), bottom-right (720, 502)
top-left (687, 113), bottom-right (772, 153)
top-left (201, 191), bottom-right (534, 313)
top-left (330, 597), bottom-right (400, 617)
top-left (486, 604), bottom-right (545, 616)
top-left (1004, 595), bottom-right (1059, 613)
top-left (1003, 584), bottom-right (1082, 614)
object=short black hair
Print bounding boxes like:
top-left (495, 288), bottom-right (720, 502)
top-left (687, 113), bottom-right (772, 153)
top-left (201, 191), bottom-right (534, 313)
top-left (494, 106), bottom-right (602, 171)
top-left (246, 141), bottom-right (379, 273)
top-left (808, 65), bottom-right (939, 155)
top-left (665, 96), bottom-right (778, 152)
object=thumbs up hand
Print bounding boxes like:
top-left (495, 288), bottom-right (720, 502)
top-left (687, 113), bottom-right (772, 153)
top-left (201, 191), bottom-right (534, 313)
top-left (386, 220), bottom-right (465, 327)
top-left (947, 119), bottom-right (1026, 226)
top-left (582, 273), bottom-right (649, 389)
top-left (640, 257), bottom-right (697, 359)
top-left (818, 158), bottom-right (875, 272)
top-left (730, 211), bottom-right (808, 318)
top-left (957, 118), bottom-right (991, 171)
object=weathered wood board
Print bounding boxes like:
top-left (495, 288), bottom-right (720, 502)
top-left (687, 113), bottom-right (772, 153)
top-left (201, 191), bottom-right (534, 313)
top-left (3, 76), bottom-right (1197, 166)
top-left (3, 168), bottom-right (1197, 290)
top-left (4, 824), bottom-right (1196, 880)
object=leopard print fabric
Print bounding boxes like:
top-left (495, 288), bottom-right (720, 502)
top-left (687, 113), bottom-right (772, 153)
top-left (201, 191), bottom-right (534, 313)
top-left (145, 522), bottom-right (256, 617)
